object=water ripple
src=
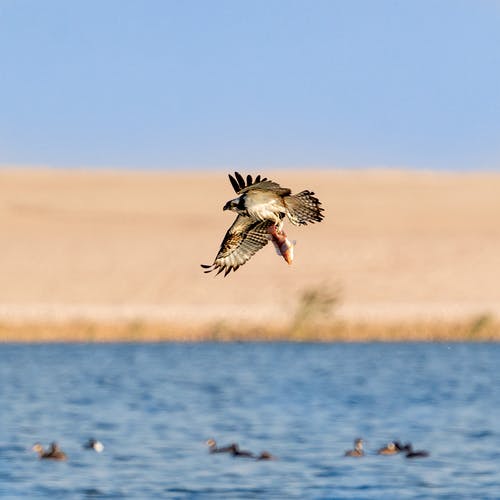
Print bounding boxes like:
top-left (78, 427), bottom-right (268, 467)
top-left (1, 343), bottom-right (499, 499)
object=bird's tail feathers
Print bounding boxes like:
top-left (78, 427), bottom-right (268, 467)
top-left (284, 190), bottom-right (324, 226)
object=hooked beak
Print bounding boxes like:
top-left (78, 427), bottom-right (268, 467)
top-left (223, 201), bottom-right (232, 211)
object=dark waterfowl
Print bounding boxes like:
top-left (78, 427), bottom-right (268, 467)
top-left (344, 438), bottom-right (364, 457)
top-left (404, 443), bottom-right (429, 458)
top-left (230, 443), bottom-right (255, 458)
top-left (32, 442), bottom-right (67, 461)
top-left (84, 438), bottom-right (104, 453)
top-left (393, 440), bottom-right (407, 452)
top-left (256, 451), bottom-right (276, 460)
top-left (206, 439), bottom-right (234, 454)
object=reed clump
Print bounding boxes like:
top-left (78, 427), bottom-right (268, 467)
top-left (289, 283), bottom-right (341, 340)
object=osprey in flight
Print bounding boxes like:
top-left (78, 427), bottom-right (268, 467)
top-left (201, 172), bottom-right (324, 276)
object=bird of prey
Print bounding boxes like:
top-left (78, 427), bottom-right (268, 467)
top-left (201, 172), bottom-right (324, 276)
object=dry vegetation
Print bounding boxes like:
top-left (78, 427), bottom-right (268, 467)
top-left (0, 314), bottom-right (499, 343)
top-left (0, 284), bottom-right (498, 342)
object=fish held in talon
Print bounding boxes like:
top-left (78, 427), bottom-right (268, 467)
top-left (32, 442), bottom-right (68, 461)
top-left (201, 171), bottom-right (324, 276)
top-left (268, 225), bottom-right (295, 265)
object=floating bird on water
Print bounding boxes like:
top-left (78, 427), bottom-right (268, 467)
top-left (377, 441), bottom-right (402, 455)
top-left (83, 438), bottom-right (104, 453)
top-left (403, 443), bottom-right (429, 458)
top-left (32, 442), bottom-right (67, 461)
top-left (205, 438), bottom-right (234, 454)
top-left (229, 443), bottom-right (255, 458)
top-left (201, 172), bottom-right (324, 276)
top-left (256, 451), bottom-right (276, 460)
top-left (344, 438), bottom-right (364, 457)
top-left (207, 439), bottom-right (275, 460)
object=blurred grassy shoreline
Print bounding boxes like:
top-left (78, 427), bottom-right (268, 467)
top-left (1, 315), bottom-right (498, 343)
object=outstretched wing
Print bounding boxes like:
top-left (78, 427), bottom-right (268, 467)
top-left (229, 172), bottom-right (268, 193)
top-left (284, 190), bottom-right (324, 226)
top-left (201, 215), bottom-right (274, 276)
top-left (228, 172), bottom-right (290, 196)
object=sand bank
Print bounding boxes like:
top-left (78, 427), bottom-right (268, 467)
top-left (1, 167), bottom-right (499, 340)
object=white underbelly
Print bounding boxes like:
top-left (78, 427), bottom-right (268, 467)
top-left (247, 200), bottom-right (285, 221)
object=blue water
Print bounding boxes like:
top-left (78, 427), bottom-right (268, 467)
top-left (1, 343), bottom-right (499, 499)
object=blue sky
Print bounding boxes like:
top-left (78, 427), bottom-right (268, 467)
top-left (1, 0), bottom-right (499, 170)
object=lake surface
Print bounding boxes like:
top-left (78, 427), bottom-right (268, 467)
top-left (1, 343), bottom-right (499, 499)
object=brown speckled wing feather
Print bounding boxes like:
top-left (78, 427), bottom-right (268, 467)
top-left (201, 216), bottom-right (274, 276)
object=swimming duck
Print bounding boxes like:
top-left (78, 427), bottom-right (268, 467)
top-left (377, 441), bottom-right (401, 455)
top-left (32, 442), bottom-right (67, 461)
top-left (404, 443), bottom-right (429, 458)
top-left (393, 440), bottom-right (407, 451)
top-left (230, 443), bottom-right (255, 458)
top-left (205, 439), bottom-right (234, 453)
top-left (84, 438), bottom-right (104, 453)
top-left (344, 438), bottom-right (364, 457)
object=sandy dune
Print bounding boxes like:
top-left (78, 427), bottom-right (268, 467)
top-left (1, 168), bottom-right (499, 330)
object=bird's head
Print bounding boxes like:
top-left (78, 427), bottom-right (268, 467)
top-left (223, 197), bottom-right (240, 212)
top-left (31, 443), bottom-right (43, 454)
